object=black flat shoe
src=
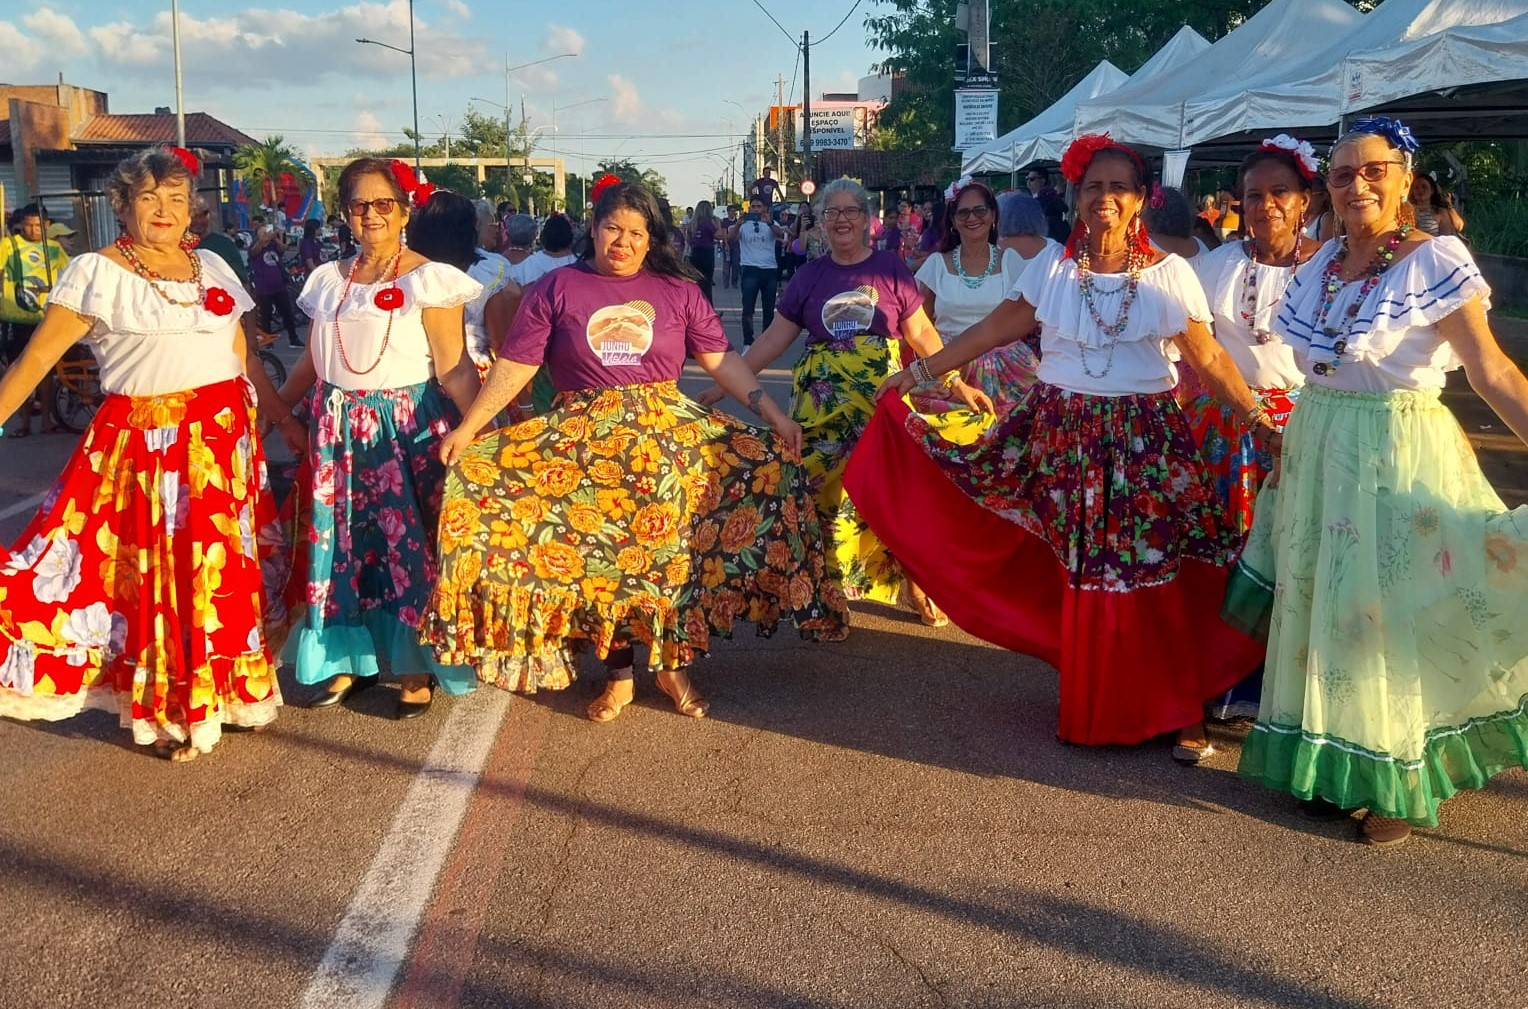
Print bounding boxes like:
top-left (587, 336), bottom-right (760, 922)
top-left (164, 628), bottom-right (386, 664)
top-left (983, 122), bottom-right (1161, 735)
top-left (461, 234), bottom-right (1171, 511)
top-left (308, 674), bottom-right (378, 709)
top-left (396, 677), bottom-right (436, 720)
top-left (1298, 797), bottom-right (1355, 822)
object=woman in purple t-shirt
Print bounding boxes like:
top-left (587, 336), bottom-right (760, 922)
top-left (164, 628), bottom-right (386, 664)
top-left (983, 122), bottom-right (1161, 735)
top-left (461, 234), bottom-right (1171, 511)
top-left (425, 182), bottom-right (848, 722)
top-left (699, 178), bottom-right (992, 629)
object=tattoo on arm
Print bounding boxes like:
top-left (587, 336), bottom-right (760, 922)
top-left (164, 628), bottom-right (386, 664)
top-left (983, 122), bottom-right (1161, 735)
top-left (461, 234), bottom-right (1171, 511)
top-left (746, 388), bottom-right (766, 417)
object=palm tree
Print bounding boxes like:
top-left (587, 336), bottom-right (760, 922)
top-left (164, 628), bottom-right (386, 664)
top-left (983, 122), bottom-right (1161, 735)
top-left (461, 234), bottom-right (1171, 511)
top-left (234, 136), bottom-right (302, 208)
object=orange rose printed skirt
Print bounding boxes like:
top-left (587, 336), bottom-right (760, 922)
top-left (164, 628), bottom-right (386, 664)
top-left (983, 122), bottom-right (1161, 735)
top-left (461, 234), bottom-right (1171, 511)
top-left (0, 378), bottom-right (285, 750)
top-left (421, 381), bottom-right (849, 691)
top-left (843, 385), bottom-right (1264, 745)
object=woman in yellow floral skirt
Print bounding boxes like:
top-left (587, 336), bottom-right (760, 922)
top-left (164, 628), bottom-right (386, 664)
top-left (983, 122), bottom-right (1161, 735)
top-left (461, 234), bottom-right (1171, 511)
top-left (427, 180), bottom-right (846, 721)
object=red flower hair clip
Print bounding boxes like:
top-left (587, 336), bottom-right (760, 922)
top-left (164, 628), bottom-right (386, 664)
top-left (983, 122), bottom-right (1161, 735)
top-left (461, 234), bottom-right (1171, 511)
top-left (388, 159), bottom-right (434, 208)
top-left (589, 173), bottom-right (623, 205)
top-left (1059, 134), bottom-right (1119, 185)
top-left (203, 287), bottom-right (236, 316)
top-left (169, 146), bottom-right (201, 176)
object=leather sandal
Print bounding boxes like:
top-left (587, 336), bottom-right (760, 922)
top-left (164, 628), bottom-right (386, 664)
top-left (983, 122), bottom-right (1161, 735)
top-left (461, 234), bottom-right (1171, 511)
top-left (655, 668), bottom-right (709, 719)
top-left (1360, 813), bottom-right (1412, 848)
top-left (1171, 722), bottom-right (1214, 765)
top-left (151, 739), bottom-right (202, 763)
top-left (587, 675), bottom-right (635, 723)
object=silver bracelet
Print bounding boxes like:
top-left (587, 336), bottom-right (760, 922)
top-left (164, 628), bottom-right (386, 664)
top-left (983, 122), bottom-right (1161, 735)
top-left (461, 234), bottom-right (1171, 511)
top-left (909, 358), bottom-right (932, 387)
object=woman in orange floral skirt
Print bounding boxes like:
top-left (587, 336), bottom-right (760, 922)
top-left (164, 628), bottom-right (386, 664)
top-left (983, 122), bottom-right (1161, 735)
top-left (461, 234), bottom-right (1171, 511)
top-left (0, 147), bottom-right (289, 761)
top-left (428, 181), bottom-right (847, 721)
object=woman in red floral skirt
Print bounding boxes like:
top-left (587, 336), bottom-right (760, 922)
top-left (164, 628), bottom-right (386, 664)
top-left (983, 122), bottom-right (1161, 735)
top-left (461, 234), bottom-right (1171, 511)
top-left (846, 135), bottom-right (1269, 751)
top-left (0, 147), bottom-right (291, 761)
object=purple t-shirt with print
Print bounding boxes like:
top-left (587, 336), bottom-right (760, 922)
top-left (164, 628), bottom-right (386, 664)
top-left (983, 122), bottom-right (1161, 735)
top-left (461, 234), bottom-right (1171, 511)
top-left (500, 261), bottom-right (730, 392)
top-left (775, 250), bottom-right (922, 348)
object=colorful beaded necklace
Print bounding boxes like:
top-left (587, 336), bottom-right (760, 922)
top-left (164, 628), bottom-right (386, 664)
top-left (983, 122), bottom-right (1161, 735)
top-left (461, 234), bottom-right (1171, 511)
top-left (1309, 225), bottom-right (1410, 376)
top-left (115, 235), bottom-right (205, 307)
top-left (1074, 244), bottom-right (1147, 378)
top-left (953, 243), bottom-right (999, 289)
top-left (334, 247), bottom-right (404, 376)
top-left (1237, 237), bottom-right (1306, 345)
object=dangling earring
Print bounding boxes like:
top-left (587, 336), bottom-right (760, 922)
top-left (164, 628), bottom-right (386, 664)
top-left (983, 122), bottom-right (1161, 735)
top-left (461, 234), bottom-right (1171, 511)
top-left (180, 231), bottom-right (200, 252)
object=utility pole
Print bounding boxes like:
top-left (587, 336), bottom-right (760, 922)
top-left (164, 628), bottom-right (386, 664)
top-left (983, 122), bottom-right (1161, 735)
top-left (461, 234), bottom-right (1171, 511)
top-left (171, 0), bottom-right (186, 148)
top-left (776, 74), bottom-right (786, 178)
top-left (801, 31), bottom-right (812, 185)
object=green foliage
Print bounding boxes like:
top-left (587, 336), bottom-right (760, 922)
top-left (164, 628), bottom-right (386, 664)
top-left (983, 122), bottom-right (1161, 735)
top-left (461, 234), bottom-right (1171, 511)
top-left (428, 164), bottom-right (483, 199)
top-left (234, 136), bottom-right (304, 206)
top-left (1463, 198), bottom-right (1528, 260)
top-left (595, 159), bottom-right (668, 199)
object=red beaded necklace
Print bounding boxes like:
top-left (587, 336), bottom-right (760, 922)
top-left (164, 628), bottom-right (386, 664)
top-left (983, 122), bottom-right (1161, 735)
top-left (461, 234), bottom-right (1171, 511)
top-left (115, 234), bottom-right (205, 307)
top-left (334, 247), bottom-right (403, 376)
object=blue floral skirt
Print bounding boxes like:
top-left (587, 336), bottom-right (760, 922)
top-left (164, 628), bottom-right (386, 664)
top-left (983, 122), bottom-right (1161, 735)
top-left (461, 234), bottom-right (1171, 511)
top-left (282, 380), bottom-right (475, 693)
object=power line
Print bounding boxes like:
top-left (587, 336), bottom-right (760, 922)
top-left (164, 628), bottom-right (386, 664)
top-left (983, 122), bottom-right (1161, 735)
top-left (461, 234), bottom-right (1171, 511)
top-left (748, 0), bottom-right (802, 49)
top-left (813, 0), bottom-right (866, 46)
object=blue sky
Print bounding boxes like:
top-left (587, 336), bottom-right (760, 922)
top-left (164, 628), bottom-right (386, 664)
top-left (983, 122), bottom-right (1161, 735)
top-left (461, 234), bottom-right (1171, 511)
top-left (4, 1), bottom-right (885, 202)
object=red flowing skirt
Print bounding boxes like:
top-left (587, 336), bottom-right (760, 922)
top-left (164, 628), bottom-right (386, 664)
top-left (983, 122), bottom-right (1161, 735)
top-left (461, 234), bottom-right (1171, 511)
top-left (843, 387), bottom-right (1263, 745)
top-left (0, 378), bottom-right (283, 749)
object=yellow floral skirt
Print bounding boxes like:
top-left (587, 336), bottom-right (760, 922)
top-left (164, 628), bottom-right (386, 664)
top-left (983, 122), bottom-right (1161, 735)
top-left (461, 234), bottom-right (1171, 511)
top-left (421, 381), bottom-right (849, 691)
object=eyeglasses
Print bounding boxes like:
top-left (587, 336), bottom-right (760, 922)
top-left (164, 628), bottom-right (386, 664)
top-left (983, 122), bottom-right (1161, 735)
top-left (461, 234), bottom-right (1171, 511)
top-left (822, 207), bottom-right (865, 221)
top-left (1328, 161), bottom-right (1406, 189)
top-left (346, 198), bottom-right (400, 217)
top-left (953, 206), bottom-right (991, 222)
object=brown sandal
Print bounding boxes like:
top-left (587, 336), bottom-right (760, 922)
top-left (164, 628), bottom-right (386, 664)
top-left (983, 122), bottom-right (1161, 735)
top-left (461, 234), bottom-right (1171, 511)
top-left (655, 668), bottom-right (709, 718)
top-left (1359, 813), bottom-right (1412, 848)
top-left (151, 739), bottom-right (202, 763)
top-left (587, 676), bottom-right (635, 723)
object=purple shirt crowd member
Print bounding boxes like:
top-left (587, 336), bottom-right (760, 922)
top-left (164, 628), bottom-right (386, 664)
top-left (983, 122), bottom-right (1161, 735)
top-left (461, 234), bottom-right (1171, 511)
top-left (428, 179), bottom-right (844, 727)
top-left (698, 176), bottom-right (989, 622)
top-left (249, 230), bottom-right (303, 347)
top-left (750, 167), bottom-right (782, 205)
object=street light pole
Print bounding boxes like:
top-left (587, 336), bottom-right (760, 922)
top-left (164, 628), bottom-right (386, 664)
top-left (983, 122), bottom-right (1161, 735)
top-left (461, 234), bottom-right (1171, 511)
top-left (355, 0), bottom-right (421, 170)
top-left (171, 0), bottom-right (186, 148)
top-left (552, 97), bottom-right (606, 210)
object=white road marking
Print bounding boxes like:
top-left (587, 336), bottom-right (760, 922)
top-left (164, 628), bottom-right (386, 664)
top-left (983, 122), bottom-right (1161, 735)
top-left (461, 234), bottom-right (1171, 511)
top-left (298, 689), bottom-right (513, 1009)
top-left (0, 492), bottom-right (48, 522)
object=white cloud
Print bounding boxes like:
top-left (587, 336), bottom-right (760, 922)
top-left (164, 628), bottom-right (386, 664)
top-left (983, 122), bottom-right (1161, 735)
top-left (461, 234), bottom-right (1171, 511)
top-left (609, 74), bottom-right (640, 119)
top-left (84, 2), bottom-right (486, 87)
top-left (444, 0), bottom-right (471, 18)
top-left (0, 22), bottom-right (43, 73)
top-left (544, 25), bottom-right (585, 57)
top-left (352, 111), bottom-right (388, 149)
top-left (23, 9), bottom-right (88, 56)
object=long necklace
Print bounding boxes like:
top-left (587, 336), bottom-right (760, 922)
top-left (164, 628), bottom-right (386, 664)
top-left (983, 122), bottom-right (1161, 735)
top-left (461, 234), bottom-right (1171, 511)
top-left (1309, 225), bottom-right (1410, 376)
top-left (1074, 244), bottom-right (1146, 378)
top-left (334, 247), bottom-right (403, 376)
top-left (954, 243), bottom-right (999, 289)
top-left (1238, 236), bottom-right (1304, 345)
top-left (115, 235), bottom-right (205, 307)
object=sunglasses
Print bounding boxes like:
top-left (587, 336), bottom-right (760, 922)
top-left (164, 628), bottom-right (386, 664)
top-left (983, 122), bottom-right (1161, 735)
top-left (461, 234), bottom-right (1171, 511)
top-left (346, 198), bottom-right (400, 217)
top-left (1328, 160), bottom-right (1406, 189)
top-left (953, 206), bottom-right (991, 222)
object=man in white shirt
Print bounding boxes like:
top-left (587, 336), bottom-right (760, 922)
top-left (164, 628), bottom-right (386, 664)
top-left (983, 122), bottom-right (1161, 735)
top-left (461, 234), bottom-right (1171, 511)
top-left (727, 196), bottom-right (785, 346)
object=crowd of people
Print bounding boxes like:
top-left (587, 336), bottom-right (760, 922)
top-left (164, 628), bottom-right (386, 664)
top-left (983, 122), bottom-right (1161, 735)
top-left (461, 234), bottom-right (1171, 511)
top-left (0, 115), bottom-right (1523, 850)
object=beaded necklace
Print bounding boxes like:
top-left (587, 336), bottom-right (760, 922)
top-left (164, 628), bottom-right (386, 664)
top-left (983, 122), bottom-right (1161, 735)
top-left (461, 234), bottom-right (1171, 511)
top-left (115, 235), bottom-right (205, 307)
top-left (1237, 237), bottom-right (1304, 345)
top-left (334, 247), bottom-right (404, 376)
top-left (1074, 244), bottom-right (1147, 378)
top-left (953, 244), bottom-right (999, 289)
top-left (1309, 225), bottom-right (1410, 376)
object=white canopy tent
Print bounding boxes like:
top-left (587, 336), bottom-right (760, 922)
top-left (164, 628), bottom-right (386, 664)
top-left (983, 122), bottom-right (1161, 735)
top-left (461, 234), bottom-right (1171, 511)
top-left (1072, 0), bottom-right (1364, 150)
top-left (962, 61), bottom-right (1129, 175)
top-left (959, 25), bottom-right (1210, 175)
top-left (1180, 0), bottom-right (1528, 147)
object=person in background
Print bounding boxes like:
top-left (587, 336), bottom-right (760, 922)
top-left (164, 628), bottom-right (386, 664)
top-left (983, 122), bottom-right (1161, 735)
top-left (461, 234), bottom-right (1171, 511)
top-left (502, 214), bottom-right (538, 282)
top-left (909, 201), bottom-right (943, 272)
top-left (1, 203), bottom-right (71, 436)
top-left (299, 219), bottom-right (324, 274)
top-left (994, 190), bottom-right (1058, 359)
top-left (46, 222), bottom-right (82, 258)
top-left (730, 195), bottom-right (786, 346)
top-left (722, 204), bottom-right (741, 289)
top-left (1216, 186), bottom-right (1242, 239)
top-left (328, 213), bottom-right (355, 258)
top-left (1144, 186), bottom-right (1211, 261)
top-left (249, 224), bottom-right (302, 348)
top-left (685, 200), bottom-right (720, 304)
top-left (1409, 171), bottom-right (1465, 236)
top-left (1197, 193), bottom-right (1221, 230)
top-left (1026, 167), bottom-right (1070, 242)
top-left (191, 200), bottom-right (250, 288)
top-left (750, 166), bottom-right (782, 206)
top-left (1303, 183), bottom-right (1337, 242)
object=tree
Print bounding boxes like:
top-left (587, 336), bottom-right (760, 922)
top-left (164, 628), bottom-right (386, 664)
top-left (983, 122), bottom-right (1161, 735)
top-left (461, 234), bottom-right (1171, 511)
top-left (428, 164), bottom-right (483, 199)
top-left (234, 135), bottom-right (303, 207)
top-left (594, 159), bottom-right (668, 199)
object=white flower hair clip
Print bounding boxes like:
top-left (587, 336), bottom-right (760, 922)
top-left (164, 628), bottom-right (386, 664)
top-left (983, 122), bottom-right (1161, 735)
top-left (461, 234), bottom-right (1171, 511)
top-left (944, 175), bottom-right (974, 202)
top-left (1259, 134), bottom-right (1320, 181)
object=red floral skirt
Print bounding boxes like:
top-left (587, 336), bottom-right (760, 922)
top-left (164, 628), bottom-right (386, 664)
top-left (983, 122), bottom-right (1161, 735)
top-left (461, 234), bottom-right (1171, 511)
top-left (1181, 387), bottom-right (1297, 536)
top-left (843, 384), bottom-right (1263, 745)
top-left (0, 378), bottom-right (284, 749)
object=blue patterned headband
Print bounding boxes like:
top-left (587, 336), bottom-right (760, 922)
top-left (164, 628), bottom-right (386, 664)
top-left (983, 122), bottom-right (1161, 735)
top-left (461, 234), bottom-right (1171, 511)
top-left (1338, 116), bottom-right (1421, 160)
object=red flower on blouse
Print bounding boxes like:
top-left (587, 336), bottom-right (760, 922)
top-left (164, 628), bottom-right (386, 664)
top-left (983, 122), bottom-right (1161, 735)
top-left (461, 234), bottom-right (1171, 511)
top-left (204, 287), bottom-right (236, 316)
top-left (374, 287), bottom-right (405, 311)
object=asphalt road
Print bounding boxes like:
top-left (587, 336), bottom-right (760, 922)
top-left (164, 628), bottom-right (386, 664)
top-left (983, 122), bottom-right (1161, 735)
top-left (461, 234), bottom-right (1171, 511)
top-left (0, 281), bottom-right (1525, 1009)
